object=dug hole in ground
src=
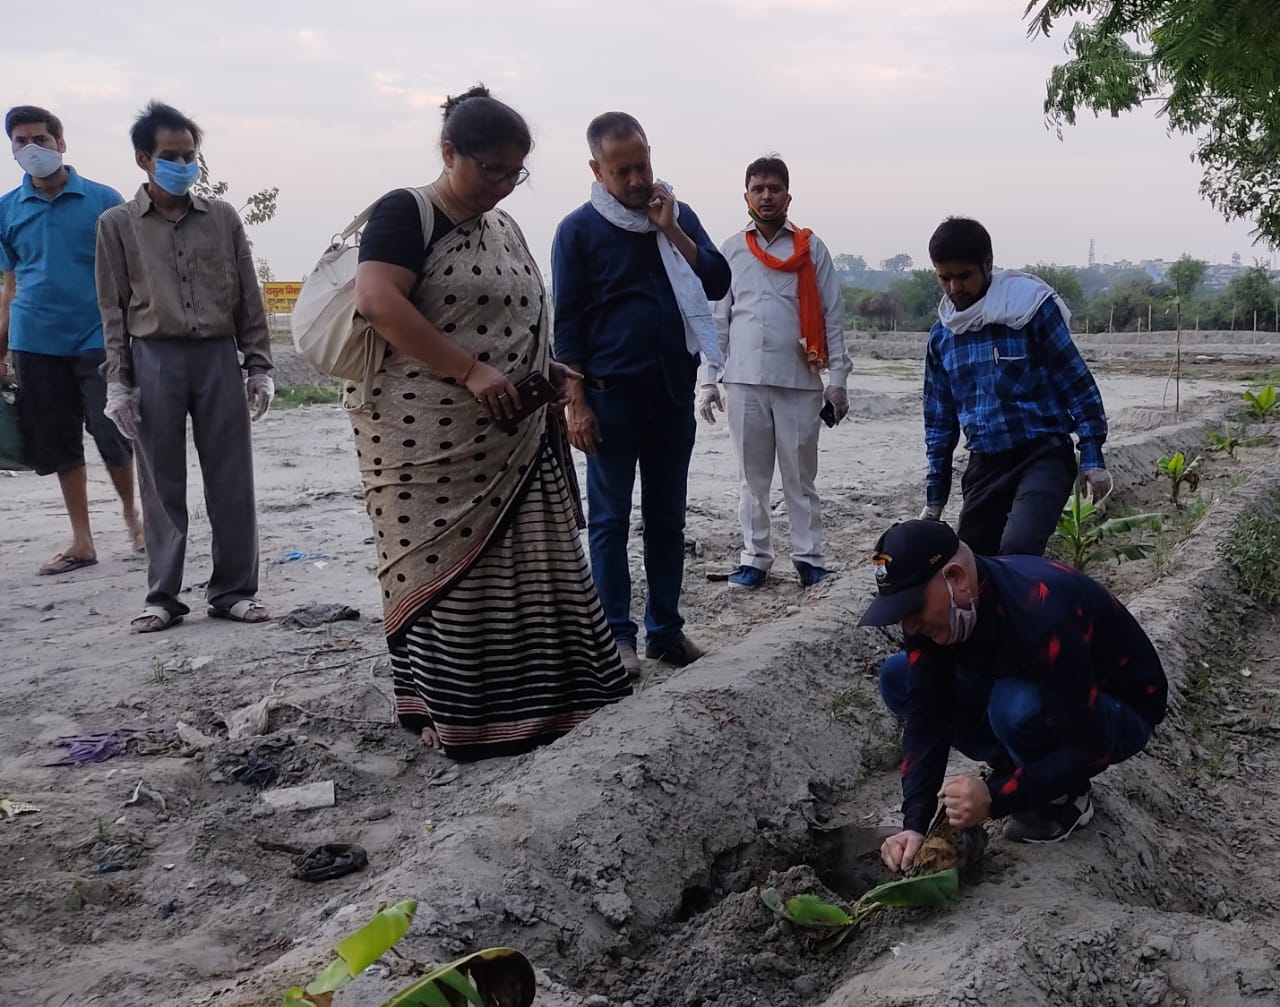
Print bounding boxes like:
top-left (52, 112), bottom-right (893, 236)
top-left (2, 350), bottom-right (1279, 1006)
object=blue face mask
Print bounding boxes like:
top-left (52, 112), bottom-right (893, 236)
top-left (153, 157), bottom-right (200, 196)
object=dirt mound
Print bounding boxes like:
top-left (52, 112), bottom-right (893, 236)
top-left (4, 361), bottom-right (1279, 1007)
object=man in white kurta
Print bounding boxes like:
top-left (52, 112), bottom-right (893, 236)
top-left (699, 156), bottom-right (850, 588)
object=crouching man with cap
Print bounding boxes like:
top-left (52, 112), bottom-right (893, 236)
top-left (858, 519), bottom-right (1168, 870)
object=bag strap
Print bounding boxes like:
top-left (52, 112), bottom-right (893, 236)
top-left (337, 186), bottom-right (435, 244)
top-left (403, 186), bottom-right (436, 252)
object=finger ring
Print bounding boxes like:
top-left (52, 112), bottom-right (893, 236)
top-left (497, 393), bottom-right (508, 399)
top-left (475, 397), bottom-right (483, 404)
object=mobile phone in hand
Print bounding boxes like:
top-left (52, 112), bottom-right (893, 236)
top-left (497, 372), bottom-right (557, 433)
top-left (819, 400), bottom-right (837, 428)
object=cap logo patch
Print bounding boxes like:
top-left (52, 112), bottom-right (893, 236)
top-left (873, 552), bottom-right (891, 586)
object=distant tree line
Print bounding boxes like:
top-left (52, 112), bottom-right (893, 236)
top-left (837, 254), bottom-right (1280, 333)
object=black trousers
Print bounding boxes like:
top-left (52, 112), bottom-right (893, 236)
top-left (957, 435), bottom-right (1077, 557)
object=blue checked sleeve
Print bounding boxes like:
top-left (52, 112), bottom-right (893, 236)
top-left (1034, 301), bottom-right (1108, 469)
top-left (923, 328), bottom-right (961, 507)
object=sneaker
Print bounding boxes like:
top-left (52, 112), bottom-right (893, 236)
top-left (795, 561), bottom-right (830, 588)
top-left (616, 642), bottom-right (643, 681)
top-left (644, 633), bottom-right (706, 668)
top-left (1002, 786), bottom-right (1094, 844)
top-left (728, 565), bottom-right (767, 589)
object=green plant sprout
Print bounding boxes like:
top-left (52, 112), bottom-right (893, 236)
top-left (1053, 487), bottom-right (1163, 571)
top-left (1156, 452), bottom-right (1201, 505)
top-left (760, 869), bottom-right (959, 954)
top-left (1243, 385), bottom-right (1277, 420)
top-left (1206, 426), bottom-right (1240, 458)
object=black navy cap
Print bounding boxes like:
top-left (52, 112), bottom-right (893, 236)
top-left (857, 520), bottom-right (961, 627)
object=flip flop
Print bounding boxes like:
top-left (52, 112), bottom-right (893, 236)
top-left (208, 599), bottom-right (271, 624)
top-left (131, 607), bottom-right (184, 634)
top-left (38, 553), bottom-right (98, 576)
top-left (291, 843), bottom-right (369, 883)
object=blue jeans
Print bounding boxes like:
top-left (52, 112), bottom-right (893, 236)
top-left (878, 652), bottom-right (1152, 771)
top-left (584, 383), bottom-right (696, 649)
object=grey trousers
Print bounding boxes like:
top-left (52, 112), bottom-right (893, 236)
top-left (131, 337), bottom-right (260, 616)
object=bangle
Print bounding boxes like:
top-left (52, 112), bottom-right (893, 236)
top-left (459, 354), bottom-right (479, 383)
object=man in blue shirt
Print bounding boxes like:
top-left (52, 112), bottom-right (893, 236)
top-left (0, 105), bottom-right (142, 575)
top-left (552, 112), bottom-right (731, 676)
top-left (921, 217), bottom-right (1110, 556)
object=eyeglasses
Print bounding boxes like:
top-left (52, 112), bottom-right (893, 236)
top-left (471, 157), bottom-right (530, 186)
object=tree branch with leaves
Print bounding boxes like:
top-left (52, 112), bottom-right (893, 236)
top-left (1026, 0), bottom-right (1280, 245)
top-left (193, 152), bottom-right (279, 226)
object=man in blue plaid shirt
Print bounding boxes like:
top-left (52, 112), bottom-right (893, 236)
top-left (920, 217), bottom-right (1110, 556)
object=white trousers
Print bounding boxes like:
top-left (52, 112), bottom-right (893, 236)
top-left (725, 383), bottom-right (824, 571)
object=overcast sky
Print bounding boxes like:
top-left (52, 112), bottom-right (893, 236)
top-left (4, 0), bottom-right (1270, 281)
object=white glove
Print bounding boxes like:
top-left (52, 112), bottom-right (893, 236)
top-left (1079, 467), bottom-right (1112, 504)
top-left (697, 384), bottom-right (724, 424)
top-left (246, 373), bottom-right (275, 422)
top-left (919, 503), bottom-right (943, 521)
top-left (104, 382), bottom-right (141, 440)
top-left (823, 386), bottom-right (849, 424)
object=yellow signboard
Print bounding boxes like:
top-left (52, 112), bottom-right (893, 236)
top-left (263, 281), bottom-right (304, 314)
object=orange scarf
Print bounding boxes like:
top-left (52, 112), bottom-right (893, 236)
top-left (744, 227), bottom-right (826, 371)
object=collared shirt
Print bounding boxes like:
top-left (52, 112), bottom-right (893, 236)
top-left (897, 554), bottom-right (1167, 834)
top-left (94, 184), bottom-right (272, 384)
top-left (0, 167), bottom-right (123, 356)
top-left (923, 299), bottom-right (1107, 507)
top-left (551, 200), bottom-right (731, 404)
top-left (705, 221), bottom-right (849, 391)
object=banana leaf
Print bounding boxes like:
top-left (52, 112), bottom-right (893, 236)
top-left (381, 947), bottom-right (536, 1007)
top-left (781, 894), bottom-right (853, 928)
top-left (283, 900), bottom-right (417, 1007)
top-left (851, 868), bottom-right (959, 912)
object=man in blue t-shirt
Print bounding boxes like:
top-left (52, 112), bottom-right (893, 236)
top-left (552, 112), bottom-right (731, 678)
top-left (0, 105), bottom-right (142, 575)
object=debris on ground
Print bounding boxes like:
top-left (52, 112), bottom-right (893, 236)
top-left (259, 780), bottom-right (336, 811)
top-left (0, 798), bottom-right (40, 820)
top-left (278, 603), bottom-right (361, 629)
top-left (222, 696), bottom-right (281, 741)
top-left (46, 727), bottom-right (172, 766)
top-left (123, 780), bottom-right (168, 814)
top-left (175, 721), bottom-right (218, 750)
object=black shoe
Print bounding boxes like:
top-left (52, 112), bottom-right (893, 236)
top-left (645, 633), bottom-right (705, 667)
top-left (1002, 786), bottom-right (1094, 844)
top-left (795, 561), bottom-right (830, 588)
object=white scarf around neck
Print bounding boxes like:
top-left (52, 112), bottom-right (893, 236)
top-left (589, 180), bottom-right (723, 368)
top-left (938, 268), bottom-right (1071, 334)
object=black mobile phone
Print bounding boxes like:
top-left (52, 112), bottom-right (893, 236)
top-left (496, 372), bottom-right (558, 432)
top-left (819, 400), bottom-right (837, 428)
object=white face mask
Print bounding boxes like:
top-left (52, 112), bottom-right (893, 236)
top-left (14, 142), bottom-right (62, 179)
top-left (946, 580), bottom-right (979, 645)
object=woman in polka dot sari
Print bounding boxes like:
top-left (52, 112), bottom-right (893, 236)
top-left (351, 86), bottom-right (630, 760)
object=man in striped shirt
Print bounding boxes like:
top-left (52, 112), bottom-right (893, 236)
top-left (95, 101), bottom-right (273, 634)
top-left (921, 217), bottom-right (1110, 556)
